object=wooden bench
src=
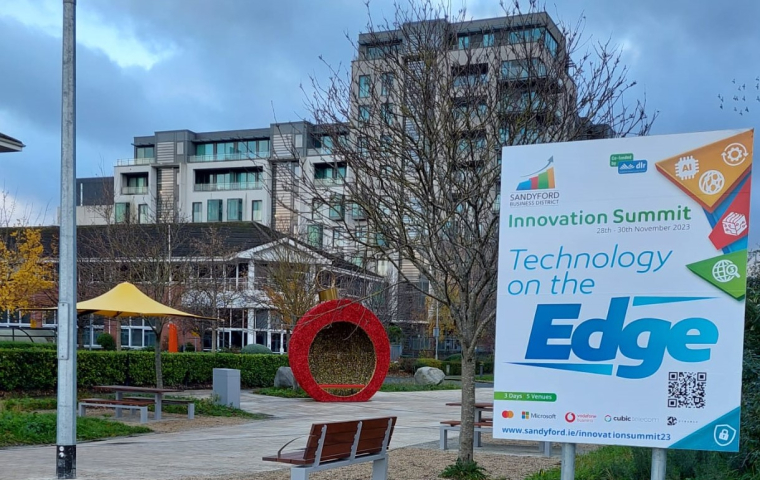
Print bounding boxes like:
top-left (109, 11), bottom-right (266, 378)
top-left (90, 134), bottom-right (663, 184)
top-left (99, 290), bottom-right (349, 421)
top-left (78, 398), bottom-right (153, 424)
top-left (263, 416), bottom-right (396, 480)
top-left (439, 420), bottom-right (493, 451)
top-left (125, 396), bottom-right (195, 419)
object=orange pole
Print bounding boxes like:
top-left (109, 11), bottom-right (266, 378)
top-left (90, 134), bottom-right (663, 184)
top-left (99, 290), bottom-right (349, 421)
top-left (168, 324), bottom-right (178, 352)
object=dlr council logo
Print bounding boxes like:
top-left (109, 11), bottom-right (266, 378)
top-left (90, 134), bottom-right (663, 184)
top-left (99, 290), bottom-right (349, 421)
top-left (514, 297), bottom-right (719, 379)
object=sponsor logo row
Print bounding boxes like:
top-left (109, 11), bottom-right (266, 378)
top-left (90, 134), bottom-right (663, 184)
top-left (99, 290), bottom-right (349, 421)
top-left (501, 410), bottom-right (662, 424)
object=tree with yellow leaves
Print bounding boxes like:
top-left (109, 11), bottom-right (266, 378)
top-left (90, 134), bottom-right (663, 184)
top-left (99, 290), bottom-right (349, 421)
top-left (0, 228), bottom-right (55, 315)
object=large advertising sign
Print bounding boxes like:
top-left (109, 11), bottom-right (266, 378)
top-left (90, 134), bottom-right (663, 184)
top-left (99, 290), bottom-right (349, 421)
top-left (494, 129), bottom-right (754, 451)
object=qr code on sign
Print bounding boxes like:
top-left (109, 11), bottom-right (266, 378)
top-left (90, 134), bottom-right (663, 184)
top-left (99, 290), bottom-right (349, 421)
top-left (668, 372), bottom-right (706, 408)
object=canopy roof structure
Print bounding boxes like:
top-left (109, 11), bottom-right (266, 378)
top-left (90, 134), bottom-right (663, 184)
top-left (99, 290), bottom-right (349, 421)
top-left (76, 282), bottom-right (216, 320)
top-left (0, 132), bottom-right (24, 153)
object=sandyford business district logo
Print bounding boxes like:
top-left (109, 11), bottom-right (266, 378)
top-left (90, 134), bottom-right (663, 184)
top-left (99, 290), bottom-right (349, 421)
top-left (510, 156), bottom-right (560, 208)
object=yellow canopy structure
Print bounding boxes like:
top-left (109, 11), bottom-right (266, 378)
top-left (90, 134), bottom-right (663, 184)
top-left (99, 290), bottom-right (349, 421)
top-left (75, 282), bottom-right (216, 320)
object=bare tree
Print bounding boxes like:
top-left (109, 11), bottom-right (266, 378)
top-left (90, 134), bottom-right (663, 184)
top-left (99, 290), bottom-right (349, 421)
top-left (277, 0), bottom-right (657, 462)
top-left (184, 224), bottom-right (247, 352)
top-left (80, 213), bottom-right (193, 387)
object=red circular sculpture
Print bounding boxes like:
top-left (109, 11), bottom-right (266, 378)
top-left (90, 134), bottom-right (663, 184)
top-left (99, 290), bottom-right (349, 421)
top-left (289, 299), bottom-right (390, 402)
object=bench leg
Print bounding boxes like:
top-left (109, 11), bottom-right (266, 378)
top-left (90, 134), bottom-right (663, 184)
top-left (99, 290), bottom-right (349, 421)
top-left (439, 427), bottom-right (448, 450)
top-left (78, 404), bottom-right (85, 418)
top-left (140, 407), bottom-right (148, 424)
top-left (542, 441), bottom-right (552, 457)
top-left (290, 467), bottom-right (308, 480)
top-left (187, 403), bottom-right (195, 420)
top-left (372, 456), bottom-right (388, 480)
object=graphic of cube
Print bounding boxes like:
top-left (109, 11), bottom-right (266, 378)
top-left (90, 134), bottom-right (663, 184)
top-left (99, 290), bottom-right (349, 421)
top-left (722, 212), bottom-right (747, 236)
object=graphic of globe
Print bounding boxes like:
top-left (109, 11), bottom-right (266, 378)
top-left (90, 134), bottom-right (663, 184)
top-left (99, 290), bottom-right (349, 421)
top-left (712, 260), bottom-right (739, 283)
top-left (699, 170), bottom-right (725, 195)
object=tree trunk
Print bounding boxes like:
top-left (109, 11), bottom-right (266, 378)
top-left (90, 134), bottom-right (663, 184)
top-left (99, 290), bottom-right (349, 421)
top-left (458, 346), bottom-right (477, 462)
top-left (154, 326), bottom-right (163, 388)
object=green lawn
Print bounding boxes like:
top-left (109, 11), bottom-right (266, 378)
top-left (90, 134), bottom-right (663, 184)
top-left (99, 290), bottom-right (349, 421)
top-left (0, 410), bottom-right (151, 448)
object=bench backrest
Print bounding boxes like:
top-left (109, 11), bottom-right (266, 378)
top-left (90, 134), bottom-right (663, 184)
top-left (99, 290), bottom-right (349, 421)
top-left (302, 416), bottom-right (396, 465)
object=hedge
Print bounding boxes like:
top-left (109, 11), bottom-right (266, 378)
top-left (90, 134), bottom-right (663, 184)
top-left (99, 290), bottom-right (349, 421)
top-left (0, 350), bottom-right (289, 392)
top-left (440, 360), bottom-right (494, 376)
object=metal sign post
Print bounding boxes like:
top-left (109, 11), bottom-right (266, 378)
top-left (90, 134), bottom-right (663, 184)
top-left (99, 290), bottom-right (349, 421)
top-left (56, 0), bottom-right (77, 478)
top-left (651, 448), bottom-right (667, 480)
top-left (560, 443), bottom-right (576, 480)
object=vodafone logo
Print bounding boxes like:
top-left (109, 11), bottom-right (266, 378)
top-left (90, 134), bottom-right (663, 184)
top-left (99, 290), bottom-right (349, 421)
top-left (565, 412), bottom-right (576, 423)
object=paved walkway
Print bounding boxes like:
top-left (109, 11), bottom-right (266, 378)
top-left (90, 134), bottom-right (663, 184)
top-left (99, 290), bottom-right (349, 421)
top-left (2, 388), bottom-right (502, 480)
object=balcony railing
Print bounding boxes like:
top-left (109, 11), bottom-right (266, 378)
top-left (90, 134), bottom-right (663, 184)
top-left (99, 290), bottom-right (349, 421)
top-left (116, 157), bottom-right (155, 166)
top-left (193, 181), bottom-right (263, 192)
top-left (188, 152), bottom-right (270, 163)
top-left (121, 186), bottom-right (148, 195)
top-left (314, 177), bottom-right (345, 187)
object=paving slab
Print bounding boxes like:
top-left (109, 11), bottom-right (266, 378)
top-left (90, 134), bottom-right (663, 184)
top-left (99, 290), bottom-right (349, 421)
top-left (1, 388), bottom-right (505, 480)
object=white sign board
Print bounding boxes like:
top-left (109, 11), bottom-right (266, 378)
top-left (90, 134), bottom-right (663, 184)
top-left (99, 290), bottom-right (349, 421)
top-left (494, 130), bottom-right (753, 451)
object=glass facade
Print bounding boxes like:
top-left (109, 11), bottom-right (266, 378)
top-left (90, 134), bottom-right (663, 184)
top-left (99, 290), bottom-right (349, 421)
top-left (227, 198), bottom-right (243, 221)
top-left (251, 200), bottom-right (262, 222)
top-left (208, 199), bottom-right (223, 222)
top-left (359, 75), bottom-right (371, 98)
top-left (192, 202), bottom-right (202, 222)
top-left (114, 202), bottom-right (130, 223)
top-left (138, 204), bottom-right (148, 223)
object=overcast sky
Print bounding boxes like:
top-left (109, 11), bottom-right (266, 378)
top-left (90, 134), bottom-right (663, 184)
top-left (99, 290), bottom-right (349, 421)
top-left (1, 0), bottom-right (759, 241)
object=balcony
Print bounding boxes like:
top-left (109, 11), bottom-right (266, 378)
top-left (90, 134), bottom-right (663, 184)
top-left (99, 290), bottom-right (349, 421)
top-left (314, 176), bottom-right (345, 188)
top-left (188, 152), bottom-right (269, 163)
top-left (121, 186), bottom-right (148, 195)
top-left (116, 157), bottom-right (155, 166)
top-left (193, 181), bottom-right (263, 192)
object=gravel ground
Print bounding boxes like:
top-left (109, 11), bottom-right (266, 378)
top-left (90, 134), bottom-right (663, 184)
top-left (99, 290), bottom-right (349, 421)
top-left (180, 446), bottom-right (560, 480)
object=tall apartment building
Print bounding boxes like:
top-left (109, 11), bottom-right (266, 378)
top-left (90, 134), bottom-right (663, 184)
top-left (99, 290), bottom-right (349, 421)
top-left (74, 12), bottom-right (607, 354)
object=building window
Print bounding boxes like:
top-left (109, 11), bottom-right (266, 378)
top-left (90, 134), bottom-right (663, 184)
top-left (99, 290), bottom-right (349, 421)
top-left (380, 103), bottom-right (394, 125)
top-left (358, 75), bottom-right (371, 98)
top-left (227, 198), bottom-right (243, 221)
top-left (544, 30), bottom-right (558, 56)
top-left (307, 224), bottom-right (323, 248)
top-left (138, 204), bottom-right (148, 224)
top-left (452, 64), bottom-right (488, 87)
top-left (251, 200), bottom-right (262, 222)
top-left (328, 200), bottom-right (345, 220)
top-left (314, 163), bottom-right (346, 186)
top-left (509, 27), bottom-right (543, 44)
top-left (457, 35), bottom-right (470, 50)
top-left (217, 142), bottom-right (235, 157)
top-left (195, 143), bottom-right (214, 156)
top-left (355, 225), bottom-right (368, 243)
top-left (114, 202), bottom-right (130, 223)
top-left (192, 202), bottom-right (202, 222)
top-left (208, 199), bottom-right (223, 222)
top-left (381, 73), bottom-right (394, 96)
top-left (122, 174), bottom-right (148, 195)
top-left (136, 146), bottom-right (154, 159)
top-left (483, 33), bottom-right (495, 47)
top-left (121, 318), bottom-right (156, 349)
top-left (236, 139), bottom-right (270, 158)
top-left (358, 105), bottom-right (371, 124)
top-left (352, 203), bottom-right (366, 219)
top-left (194, 168), bottom-right (263, 191)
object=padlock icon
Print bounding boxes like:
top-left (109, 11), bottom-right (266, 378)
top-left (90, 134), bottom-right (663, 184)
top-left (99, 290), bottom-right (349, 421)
top-left (718, 429), bottom-right (729, 441)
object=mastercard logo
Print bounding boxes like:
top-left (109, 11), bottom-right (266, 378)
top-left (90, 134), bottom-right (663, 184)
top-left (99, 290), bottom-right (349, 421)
top-left (502, 410), bottom-right (515, 419)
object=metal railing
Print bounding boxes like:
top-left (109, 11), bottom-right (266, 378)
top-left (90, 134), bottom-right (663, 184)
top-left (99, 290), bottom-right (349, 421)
top-left (314, 176), bottom-right (345, 187)
top-left (116, 157), bottom-right (155, 166)
top-left (121, 185), bottom-right (148, 195)
top-left (193, 181), bottom-right (263, 192)
top-left (188, 152), bottom-right (270, 163)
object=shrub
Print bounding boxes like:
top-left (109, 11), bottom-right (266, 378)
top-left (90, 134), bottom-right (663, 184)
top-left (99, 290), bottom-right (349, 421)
top-left (414, 357), bottom-right (443, 370)
top-left (440, 459), bottom-right (488, 480)
top-left (0, 342), bottom-right (56, 350)
top-left (182, 342), bottom-right (196, 352)
top-left (0, 350), bottom-right (289, 391)
top-left (240, 344), bottom-right (273, 354)
top-left (95, 333), bottom-right (116, 351)
top-left (398, 357), bottom-right (416, 373)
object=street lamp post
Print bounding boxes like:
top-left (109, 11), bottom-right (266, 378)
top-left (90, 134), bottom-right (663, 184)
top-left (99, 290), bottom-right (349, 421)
top-left (56, 0), bottom-right (77, 478)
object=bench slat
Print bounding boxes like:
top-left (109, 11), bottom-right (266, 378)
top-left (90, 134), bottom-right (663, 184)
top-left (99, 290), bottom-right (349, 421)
top-left (80, 398), bottom-right (153, 407)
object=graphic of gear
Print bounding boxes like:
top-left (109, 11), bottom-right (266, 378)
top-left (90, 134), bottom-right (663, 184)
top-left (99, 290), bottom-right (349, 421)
top-left (674, 155), bottom-right (699, 180)
top-left (721, 142), bottom-right (749, 166)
